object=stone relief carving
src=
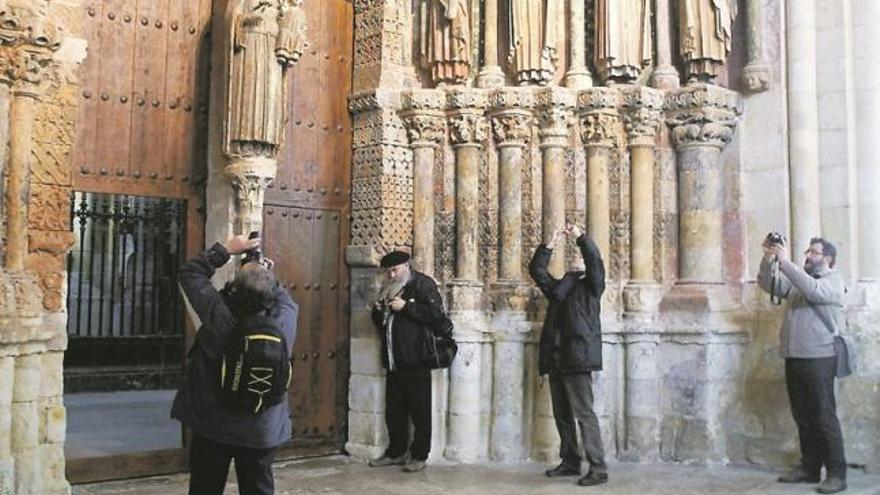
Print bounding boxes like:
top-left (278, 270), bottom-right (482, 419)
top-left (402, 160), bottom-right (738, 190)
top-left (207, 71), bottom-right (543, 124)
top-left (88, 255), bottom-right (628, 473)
top-left (594, 0), bottom-right (653, 84)
top-left (0, 4), bottom-right (60, 93)
top-left (418, 0), bottom-right (471, 86)
top-left (665, 84), bottom-right (742, 148)
top-left (677, 0), bottom-right (738, 84)
top-left (226, 0), bottom-right (307, 159)
top-left (508, 0), bottom-right (562, 86)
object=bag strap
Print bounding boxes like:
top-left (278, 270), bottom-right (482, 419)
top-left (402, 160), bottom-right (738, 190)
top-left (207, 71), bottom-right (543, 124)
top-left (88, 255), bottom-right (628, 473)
top-left (807, 303), bottom-right (838, 336)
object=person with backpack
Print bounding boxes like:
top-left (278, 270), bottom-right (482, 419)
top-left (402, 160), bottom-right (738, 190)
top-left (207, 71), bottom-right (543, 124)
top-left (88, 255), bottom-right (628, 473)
top-left (758, 235), bottom-right (848, 494)
top-left (529, 224), bottom-right (608, 487)
top-left (172, 234), bottom-right (298, 495)
top-left (368, 250), bottom-right (449, 473)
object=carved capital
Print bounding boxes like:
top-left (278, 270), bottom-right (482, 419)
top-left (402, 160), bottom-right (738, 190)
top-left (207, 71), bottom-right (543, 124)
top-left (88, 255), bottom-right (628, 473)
top-left (447, 112), bottom-right (488, 146)
top-left (741, 64), bottom-right (772, 93)
top-left (401, 113), bottom-right (446, 146)
top-left (665, 84), bottom-right (743, 149)
top-left (0, 3), bottom-right (61, 97)
top-left (620, 86), bottom-right (665, 147)
top-left (535, 88), bottom-right (576, 146)
top-left (224, 157), bottom-right (277, 234)
top-left (578, 88), bottom-right (621, 148)
top-left (490, 111), bottom-right (532, 146)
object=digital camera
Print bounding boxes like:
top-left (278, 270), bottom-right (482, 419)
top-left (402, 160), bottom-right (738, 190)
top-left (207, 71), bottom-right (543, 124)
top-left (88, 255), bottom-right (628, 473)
top-left (241, 231), bottom-right (263, 266)
top-left (765, 231), bottom-right (786, 246)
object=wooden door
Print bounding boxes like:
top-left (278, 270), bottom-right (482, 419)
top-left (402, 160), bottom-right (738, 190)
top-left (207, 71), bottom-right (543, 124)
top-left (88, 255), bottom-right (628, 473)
top-left (263, 0), bottom-right (353, 455)
top-left (68, 0), bottom-right (212, 483)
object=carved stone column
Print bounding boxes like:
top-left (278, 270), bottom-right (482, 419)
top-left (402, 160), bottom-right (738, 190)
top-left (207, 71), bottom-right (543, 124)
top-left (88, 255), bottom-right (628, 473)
top-left (477, 0), bottom-right (505, 88)
top-left (741, 0), bottom-right (771, 92)
top-left (650, 0), bottom-right (680, 90)
top-left (448, 90), bottom-right (488, 282)
top-left (401, 90), bottom-right (446, 277)
top-left (579, 89), bottom-right (620, 261)
top-left (621, 87), bottom-right (664, 282)
top-left (0, 13), bottom-right (60, 271)
top-left (445, 89), bottom-right (488, 462)
top-left (225, 158), bottom-right (276, 236)
top-left (489, 90), bottom-right (533, 281)
top-left (666, 85), bottom-right (742, 283)
top-left (536, 88), bottom-right (576, 277)
top-left (564, 0), bottom-right (593, 89)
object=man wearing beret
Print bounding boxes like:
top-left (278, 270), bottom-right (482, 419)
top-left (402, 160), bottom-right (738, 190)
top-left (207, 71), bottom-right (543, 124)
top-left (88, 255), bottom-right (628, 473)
top-left (368, 250), bottom-right (448, 473)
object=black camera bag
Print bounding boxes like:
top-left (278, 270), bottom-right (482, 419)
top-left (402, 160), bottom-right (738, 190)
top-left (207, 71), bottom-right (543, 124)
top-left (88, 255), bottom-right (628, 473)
top-left (423, 316), bottom-right (457, 369)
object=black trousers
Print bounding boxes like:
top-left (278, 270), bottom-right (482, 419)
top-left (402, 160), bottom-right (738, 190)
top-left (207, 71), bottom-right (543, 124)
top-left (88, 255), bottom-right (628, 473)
top-left (548, 372), bottom-right (607, 474)
top-left (785, 357), bottom-right (847, 479)
top-left (188, 433), bottom-right (278, 495)
top-left (385, 368), bottom-right (431, 461)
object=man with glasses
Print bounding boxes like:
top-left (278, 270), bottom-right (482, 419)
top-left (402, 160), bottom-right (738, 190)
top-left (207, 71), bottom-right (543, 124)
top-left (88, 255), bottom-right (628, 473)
top-left (758, 236), bottom-right (847, 494)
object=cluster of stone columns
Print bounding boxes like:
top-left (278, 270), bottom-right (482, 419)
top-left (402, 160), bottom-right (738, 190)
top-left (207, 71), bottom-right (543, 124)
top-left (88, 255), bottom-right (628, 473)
top-left (392, 81), bottom-right (743, 462)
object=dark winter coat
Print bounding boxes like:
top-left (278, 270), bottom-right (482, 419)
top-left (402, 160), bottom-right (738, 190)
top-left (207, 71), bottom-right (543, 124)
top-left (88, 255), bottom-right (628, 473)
top-left (529, 234), bottom-right (605, 375)
top-left (371, 270), bottom-right (448, 371)
top-left (171, 243), bottom-right (298, 449)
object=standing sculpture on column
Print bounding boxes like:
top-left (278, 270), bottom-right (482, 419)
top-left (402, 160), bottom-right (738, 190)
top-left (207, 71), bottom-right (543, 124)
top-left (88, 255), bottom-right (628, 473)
top-left (677, 0), bottom-right (738, 83)
top-left (594, 0), bottom-right (653, 84)
top-left (508, 0), bottom-right (562, 86)
top-left (226, 0), bottom-right (307, 158)
top-left (419, 0), bottom-right (472, 85)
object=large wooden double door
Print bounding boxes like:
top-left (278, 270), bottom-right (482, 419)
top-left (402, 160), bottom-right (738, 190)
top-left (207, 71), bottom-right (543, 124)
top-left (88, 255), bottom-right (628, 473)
top-left (68, 0), bottom-right (352, 482)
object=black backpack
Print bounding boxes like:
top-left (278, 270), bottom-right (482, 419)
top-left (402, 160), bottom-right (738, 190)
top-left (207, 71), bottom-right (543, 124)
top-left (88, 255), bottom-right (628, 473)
top-left (219, 313), bottom-right (291, 414)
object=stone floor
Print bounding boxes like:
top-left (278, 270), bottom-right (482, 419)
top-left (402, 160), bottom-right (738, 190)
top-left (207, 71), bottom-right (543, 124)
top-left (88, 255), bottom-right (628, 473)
top-left (73, 455), bottom-right (880, 495)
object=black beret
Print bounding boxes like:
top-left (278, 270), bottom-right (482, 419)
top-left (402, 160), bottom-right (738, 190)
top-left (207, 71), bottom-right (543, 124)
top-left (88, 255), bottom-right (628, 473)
top-left (380, 250), bottom-right (411, 268)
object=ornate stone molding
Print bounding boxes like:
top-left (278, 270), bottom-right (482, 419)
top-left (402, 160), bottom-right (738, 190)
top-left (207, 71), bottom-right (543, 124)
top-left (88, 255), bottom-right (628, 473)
top-left (664, 84), bottom-right (743, 149)
top-left (620, 86), bottom-right (665, 147)
top-left (578, 88), bottom-right (621, 148)
top-left (0, 3), bottom-right (60, 98)
top-left (535, 88), bottom-right (576, 147)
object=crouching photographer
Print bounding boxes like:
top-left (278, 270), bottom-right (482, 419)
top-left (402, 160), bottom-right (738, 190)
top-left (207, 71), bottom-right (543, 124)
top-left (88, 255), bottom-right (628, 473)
top-left (757, 233), bottom-right (848, 494)
top-left (172, 234), bottom-right (298, 495)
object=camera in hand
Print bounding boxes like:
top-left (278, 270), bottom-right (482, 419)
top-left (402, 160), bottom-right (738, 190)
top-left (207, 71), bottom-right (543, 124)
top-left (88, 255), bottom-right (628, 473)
top-left (766, 231), bottom-right (787, 246)
top-left (241, 231), bottom-right (263, 266)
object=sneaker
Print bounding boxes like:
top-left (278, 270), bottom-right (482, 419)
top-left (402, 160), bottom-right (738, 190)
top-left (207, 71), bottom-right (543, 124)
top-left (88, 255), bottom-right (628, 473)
top-left (577, 471), bottom-right (609, 487)
top-left (778, 466), bottom-right (820, 484)
top-left (816, 477), bottom-right (847, 494)
top-left (402, 459), bottom-right (426, 473)
top-left (368, 453), bottom-right (408, 467)
top-left (545, 462), bottom-right (581, 477)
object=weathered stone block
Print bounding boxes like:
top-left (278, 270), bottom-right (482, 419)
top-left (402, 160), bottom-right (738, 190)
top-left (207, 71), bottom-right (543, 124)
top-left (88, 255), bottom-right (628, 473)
top-left (12, 355), bottom-right (41, 403)
top-left (0, 407), bottom-right (10, 458)
top-left (38, 443), bottom-right (68, 495)
top-left (349, 337), bottom-right (382, 375)
top-left (10, 402), bottom-right (38, 451)
top-left (0, 459), bottom-right (13, 495)
top-left (0, 358), bottom-right (12, 406)
top-left (40, 353), bottom-right (64, 398)
top-left (348, 373), bottom-right (384, 413)
top-left (13, 447), bottom-right (39, 495)
top-left (40, 404), bottom-right (65, 445)
top-left (346, 410), bottom-right (386, 448)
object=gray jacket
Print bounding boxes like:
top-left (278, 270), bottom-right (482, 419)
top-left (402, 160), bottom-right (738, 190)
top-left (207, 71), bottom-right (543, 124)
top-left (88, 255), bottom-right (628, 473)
top-left (757, 258), bottom-right (844, 358)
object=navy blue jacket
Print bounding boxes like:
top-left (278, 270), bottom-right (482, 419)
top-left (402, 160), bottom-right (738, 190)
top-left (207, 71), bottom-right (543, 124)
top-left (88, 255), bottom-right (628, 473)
top-left (529, 234), bottom-right (605, 375)
top-left (171, 243), bottom-right (298, 449)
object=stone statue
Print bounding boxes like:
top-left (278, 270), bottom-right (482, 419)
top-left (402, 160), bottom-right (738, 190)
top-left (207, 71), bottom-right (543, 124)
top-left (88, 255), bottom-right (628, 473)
top-left (508, 0), bottom-right (562, 86)
top-left (594, 0), bottom-right (652, 84)
top-left (226, 0), bottom-right (307, 158)
top-left (419, 0), bottom-right (471, 86)
top-left (678, 0), bottom-right (738, 83)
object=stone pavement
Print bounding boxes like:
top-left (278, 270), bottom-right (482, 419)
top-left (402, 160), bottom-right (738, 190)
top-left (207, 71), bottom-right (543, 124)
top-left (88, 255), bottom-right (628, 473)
top-left (72, 455), bottom-right (880, 495)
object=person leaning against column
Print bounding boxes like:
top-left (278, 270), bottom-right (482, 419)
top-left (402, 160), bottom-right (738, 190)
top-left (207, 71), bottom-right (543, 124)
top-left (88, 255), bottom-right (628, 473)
top-left (529, 224), bottom-right (608, 487)
top-left (757, 234), bottom-right (848, 494)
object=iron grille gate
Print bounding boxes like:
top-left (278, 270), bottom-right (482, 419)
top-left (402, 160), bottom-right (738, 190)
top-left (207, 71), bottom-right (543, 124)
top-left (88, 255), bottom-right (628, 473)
top-left (65, 192), bottom-right (187, 391)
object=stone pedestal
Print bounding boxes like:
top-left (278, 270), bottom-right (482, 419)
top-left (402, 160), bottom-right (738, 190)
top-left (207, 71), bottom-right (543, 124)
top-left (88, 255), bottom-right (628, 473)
top-left (666, 85), bottom-right (742, 283)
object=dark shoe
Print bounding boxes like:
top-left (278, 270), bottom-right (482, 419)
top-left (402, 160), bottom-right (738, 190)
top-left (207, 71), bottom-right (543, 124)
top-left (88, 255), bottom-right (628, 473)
top-left (816, 477), bottom-right (847, 494)
top-left (369, 453), bottom-right (408, 467)
top-left (778, 466), bottom-right (820, 483)
top-left (545, 462), bottom-right (581, 477)
top-left (577, 471), bottom-right (609, 487)
top-left (402, 459), bottom-right (426, 473)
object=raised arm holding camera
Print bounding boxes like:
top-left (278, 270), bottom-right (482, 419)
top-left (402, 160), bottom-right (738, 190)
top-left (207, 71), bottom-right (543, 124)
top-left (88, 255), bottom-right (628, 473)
top-left (756, 233), bottom-right (847, 494)
top-left (172, 234), bottom-right (298, 495)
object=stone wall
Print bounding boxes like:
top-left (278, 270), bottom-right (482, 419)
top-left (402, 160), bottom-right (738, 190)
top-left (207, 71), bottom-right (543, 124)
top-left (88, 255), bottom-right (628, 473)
top-left (346, 0), bottom-right (880, 474)
top-left (0, 0), bottom-right (85, 492)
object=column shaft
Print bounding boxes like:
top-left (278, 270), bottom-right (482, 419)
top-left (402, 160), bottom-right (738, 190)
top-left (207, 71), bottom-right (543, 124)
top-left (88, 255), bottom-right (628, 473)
top-left (5, 96), bottom-right (36, 271)
top-left (587, 146), bottom-right (611, 261)
top-left (624, 338), bottom-right (660, 458)
top-left (445, 334), bottom-right (483, 461)
top-left (565, 0), bottom-right (592, 88)
top-left (413, 145), bottom-right (436, 276)
top-left (490, 339), bottom-right (525, 460)
top-left (499, 145), bottom-right (524, 280)
top-left (477, 0), bottom-right (504, 87)
top-left (630, 145), bottom-right (654, 280)
top-left (678, 145), bottom-right (723, 282)
top-left (786, 0), bottom-right (821, 253)
top-left (542, 146), bottom-right (567, 276)
top-left (650, 0), bottom-right (679, 89)
top-left (456, 144), bottom-right (481, 281)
